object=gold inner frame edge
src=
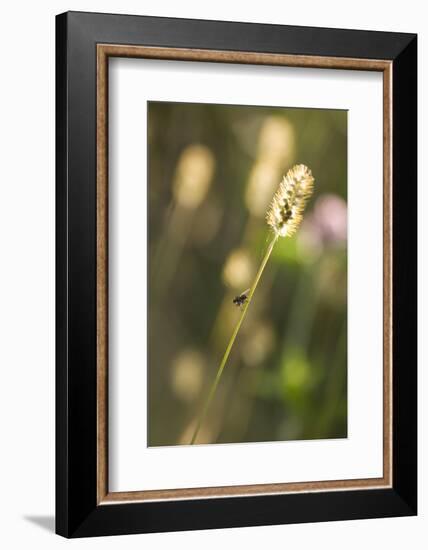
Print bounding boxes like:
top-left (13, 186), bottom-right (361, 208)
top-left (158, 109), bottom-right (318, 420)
top-left (96, 44), bottom-right (393, 505)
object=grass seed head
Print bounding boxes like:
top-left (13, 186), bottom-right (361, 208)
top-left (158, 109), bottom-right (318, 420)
top-left (266, 164), bottom-right (314, 238)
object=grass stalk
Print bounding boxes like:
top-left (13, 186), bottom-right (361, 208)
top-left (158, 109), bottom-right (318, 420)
top-left (190, 233), bottom-right (278, 445)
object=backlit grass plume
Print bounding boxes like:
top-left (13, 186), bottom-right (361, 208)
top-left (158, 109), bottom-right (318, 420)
top-left (190, 164), bottom-right (314, 444)
top-left (266, 164), bottom-right (315, 237)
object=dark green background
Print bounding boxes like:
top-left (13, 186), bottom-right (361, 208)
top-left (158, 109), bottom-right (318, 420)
top-left (148, 101), bottom-right (347, 446)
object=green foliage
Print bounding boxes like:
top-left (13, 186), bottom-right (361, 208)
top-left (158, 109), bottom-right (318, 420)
top-left (148, 101), bottom-right (347, 446)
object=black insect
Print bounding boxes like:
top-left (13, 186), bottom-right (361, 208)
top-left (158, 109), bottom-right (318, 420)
top-left (233, 288), bottom-right (250, 308)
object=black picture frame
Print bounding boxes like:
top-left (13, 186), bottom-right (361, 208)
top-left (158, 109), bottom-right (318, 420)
top-left (56, 11), bottom-right (417, 538)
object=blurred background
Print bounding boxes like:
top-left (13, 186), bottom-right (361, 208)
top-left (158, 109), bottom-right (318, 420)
top-left (148, 101), bottom-right (347, 446)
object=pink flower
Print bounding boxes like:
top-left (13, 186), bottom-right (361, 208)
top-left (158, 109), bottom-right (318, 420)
top-left (299, 194), bottom-right (347, 254)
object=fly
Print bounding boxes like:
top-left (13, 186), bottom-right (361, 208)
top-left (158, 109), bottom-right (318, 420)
top-left (232, 288), bottom-right (251, 308)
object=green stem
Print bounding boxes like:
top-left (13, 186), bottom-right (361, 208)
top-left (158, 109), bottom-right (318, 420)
top-left (190, 233), bottom-right (279, 445)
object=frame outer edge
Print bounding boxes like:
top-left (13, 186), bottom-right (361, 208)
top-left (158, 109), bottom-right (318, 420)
top-left (391, 35), bottom-right (417, 513)
top-left (55, 11), bottom-right (70, 538)
top-left (55, 11), bottom-right (418, 537)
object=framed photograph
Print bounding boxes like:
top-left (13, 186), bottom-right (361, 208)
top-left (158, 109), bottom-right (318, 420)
top-left (56, 11), bottom-right (417, 537)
